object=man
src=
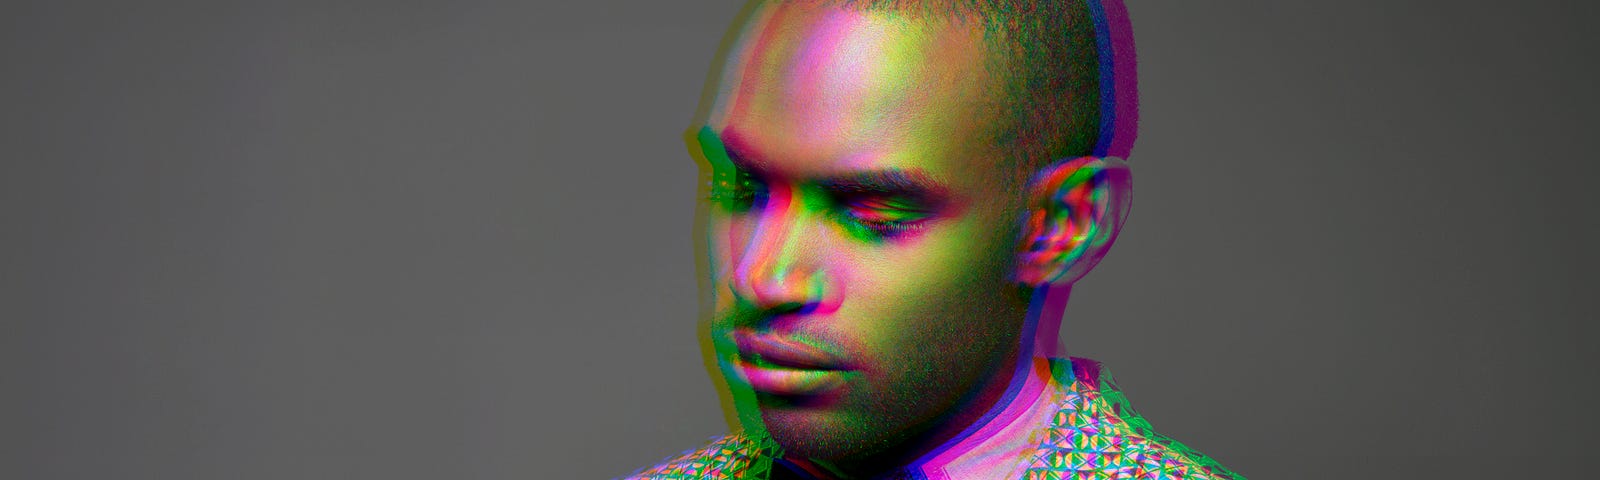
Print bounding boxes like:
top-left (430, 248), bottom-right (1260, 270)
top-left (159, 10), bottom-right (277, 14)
top-left (630, 0), bottom-right (1240, 478)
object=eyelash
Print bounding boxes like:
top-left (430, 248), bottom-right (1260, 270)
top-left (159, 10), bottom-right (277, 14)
top-left (841, 200), bottom-right (931, 237)
top-left (851, 219), bottom-right (927, 238)
top-left (705, 174), bottom-right (931, 238)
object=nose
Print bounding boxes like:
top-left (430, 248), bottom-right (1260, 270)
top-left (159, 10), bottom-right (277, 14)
top-left (729, 185), bottom-right (833, 315)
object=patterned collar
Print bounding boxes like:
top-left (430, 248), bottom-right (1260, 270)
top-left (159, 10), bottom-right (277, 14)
top-left (625, 358), bottom-right (1242, 479)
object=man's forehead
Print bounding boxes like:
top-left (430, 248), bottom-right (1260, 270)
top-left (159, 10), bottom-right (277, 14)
top-left (712, 4), bottom-right (1004, 119)
top-left (697, 2), bottom-right (1015, 182)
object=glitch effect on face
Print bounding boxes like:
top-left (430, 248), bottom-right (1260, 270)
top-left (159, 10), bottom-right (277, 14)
top-left (625, 0), bottom-right (1241, 478)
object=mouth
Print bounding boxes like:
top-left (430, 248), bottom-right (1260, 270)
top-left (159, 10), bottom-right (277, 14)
top-left (732, 331), bottom-right (851, 396)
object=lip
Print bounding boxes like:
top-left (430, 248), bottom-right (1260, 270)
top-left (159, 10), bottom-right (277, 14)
top-left (732, 331), bottom-right (851, 395)
top-left (734, 331), bottom-right (847, 370)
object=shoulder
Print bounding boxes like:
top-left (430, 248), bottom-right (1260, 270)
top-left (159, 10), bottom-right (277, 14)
top-left (1020, 357), bottom-right (1245, 479)
top-left (620, 434), bottom-right (780, 480)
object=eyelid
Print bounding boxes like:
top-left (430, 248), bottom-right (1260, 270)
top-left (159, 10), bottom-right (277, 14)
top-left (836, 194), bottom-right (939, 237)
top-left (840, 207), bottom-right (933, 237)
top-left (843, 195), bottom-right (933, 212)
top-left (834, 190), bottom-right (939, 216)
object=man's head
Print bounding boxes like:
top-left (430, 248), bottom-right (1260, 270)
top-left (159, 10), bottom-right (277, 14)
top-left (687, 0), bottom-right (1135, 475)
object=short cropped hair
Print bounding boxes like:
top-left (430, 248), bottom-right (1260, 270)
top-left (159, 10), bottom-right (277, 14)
top-left (821, 0), bottom-right (1108, 170)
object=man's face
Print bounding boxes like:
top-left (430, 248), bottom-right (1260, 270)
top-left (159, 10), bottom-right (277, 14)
top-left (695, 3), bottom-right (1034, 465)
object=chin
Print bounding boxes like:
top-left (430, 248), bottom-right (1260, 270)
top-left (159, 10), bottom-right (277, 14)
top-left (761, 409), bottom-right (870, 461)
top-left (753, 399), bottom-right (924, 469)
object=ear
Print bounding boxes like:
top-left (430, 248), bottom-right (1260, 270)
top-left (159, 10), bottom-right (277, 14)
top-left (1015, 156), bottom-right (1133, 287)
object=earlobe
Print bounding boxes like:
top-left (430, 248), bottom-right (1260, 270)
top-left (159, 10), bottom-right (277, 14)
top-left (1016, 156), bottom-right (1132, 287)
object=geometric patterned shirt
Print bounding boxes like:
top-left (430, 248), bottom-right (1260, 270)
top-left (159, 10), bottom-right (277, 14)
top-left (624, 358), bottom-right (1243, 479)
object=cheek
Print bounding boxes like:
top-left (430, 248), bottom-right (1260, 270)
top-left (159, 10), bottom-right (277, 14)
top-left (841, 215), bottom-right (1023, 353)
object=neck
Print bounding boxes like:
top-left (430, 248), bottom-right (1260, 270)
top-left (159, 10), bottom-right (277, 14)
top-left (1026, 283), bottom-right (1071, 359)
top-left (899, 284), bottom-right (1073, 478)
top-left (915, 284), bottom-right (1075, 476)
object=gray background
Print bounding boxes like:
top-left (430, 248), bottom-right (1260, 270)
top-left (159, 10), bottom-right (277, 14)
top-left (2, 1), bottom-right (1594, 479)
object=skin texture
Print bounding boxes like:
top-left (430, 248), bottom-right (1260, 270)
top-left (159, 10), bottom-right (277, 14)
top-left (692, 3), bottom-right (1052, 477)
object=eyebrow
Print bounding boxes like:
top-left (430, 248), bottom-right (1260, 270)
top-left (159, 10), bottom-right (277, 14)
top-left (815, 170), bottom-right (949, 203)
top-left (706, 127), bottom-right (953, 204)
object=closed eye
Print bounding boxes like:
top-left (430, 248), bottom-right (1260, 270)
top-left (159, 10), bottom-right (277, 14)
top-left (837, 195), bottom-right (936, 238)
